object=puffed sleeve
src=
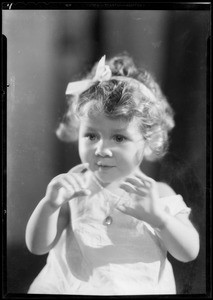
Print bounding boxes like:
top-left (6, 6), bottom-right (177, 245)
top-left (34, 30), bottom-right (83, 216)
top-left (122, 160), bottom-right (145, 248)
top-left (151, 195), bottom-right (192, 237)
top-left (162, 195), bottom-right (191, 217)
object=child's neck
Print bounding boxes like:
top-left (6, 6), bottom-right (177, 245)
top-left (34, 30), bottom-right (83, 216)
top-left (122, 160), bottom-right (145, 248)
top-left (101, 179), bottom-right (123, 195)
top-left (91, 166), bottom-right (141, 197)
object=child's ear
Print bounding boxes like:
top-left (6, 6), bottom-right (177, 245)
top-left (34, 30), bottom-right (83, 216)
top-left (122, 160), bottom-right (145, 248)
top-left (56, 122), bottom-right (79, 142)
top-left (143, 144), bottom-right (152, 157)
top-left (143, 144), bottom-right (156, 161)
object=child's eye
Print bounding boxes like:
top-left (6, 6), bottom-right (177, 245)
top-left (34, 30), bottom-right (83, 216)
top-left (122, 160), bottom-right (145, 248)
top-left (85, 133), bottom-right (98, 141)
top-left (113, 135), bottom-right (127, 143)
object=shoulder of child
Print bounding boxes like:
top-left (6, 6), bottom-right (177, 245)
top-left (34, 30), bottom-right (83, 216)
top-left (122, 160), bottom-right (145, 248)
top-left (157, 181), bottom-right (176, 198)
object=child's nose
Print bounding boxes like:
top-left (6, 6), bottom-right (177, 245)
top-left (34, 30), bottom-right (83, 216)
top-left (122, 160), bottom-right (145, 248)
top-left (95, 140), bottom-right (113, 157)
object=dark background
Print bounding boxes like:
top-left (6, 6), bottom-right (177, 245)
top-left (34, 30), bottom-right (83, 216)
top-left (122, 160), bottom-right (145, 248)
top-left (3, 7), bottom-right (210, 295)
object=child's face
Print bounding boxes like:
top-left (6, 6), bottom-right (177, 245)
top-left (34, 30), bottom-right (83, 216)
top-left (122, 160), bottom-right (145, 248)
top-left (78, 112), bottom-right (147, 185)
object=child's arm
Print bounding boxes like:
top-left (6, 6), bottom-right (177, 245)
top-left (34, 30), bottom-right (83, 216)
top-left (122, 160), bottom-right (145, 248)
top-left (25, 197), bottom-right (69, 255)
top-left (155, 206), bottom-right (199, 262)
top-left (118, 172), bottom-right (200, 263)
top-left (25, 163), bottom-right (90, 255)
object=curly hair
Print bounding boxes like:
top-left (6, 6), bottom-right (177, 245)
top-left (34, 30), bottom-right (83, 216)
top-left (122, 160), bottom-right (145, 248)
top-left (56, 53), bottom-right (175, 160)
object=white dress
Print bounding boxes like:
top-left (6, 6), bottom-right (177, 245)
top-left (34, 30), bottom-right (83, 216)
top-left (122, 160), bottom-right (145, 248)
top-left (28, 181), bottom-right (191, 295)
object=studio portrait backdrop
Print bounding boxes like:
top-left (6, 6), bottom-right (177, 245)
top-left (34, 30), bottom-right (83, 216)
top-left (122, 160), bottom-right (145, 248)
top-left (3, 7), bottom-right (210, 295)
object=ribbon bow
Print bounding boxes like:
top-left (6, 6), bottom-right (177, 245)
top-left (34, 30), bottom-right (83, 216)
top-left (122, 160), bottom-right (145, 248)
top-left (65, 55), bottom-right (157, 103)
top-left (65, 55), bottom-right (112, 96)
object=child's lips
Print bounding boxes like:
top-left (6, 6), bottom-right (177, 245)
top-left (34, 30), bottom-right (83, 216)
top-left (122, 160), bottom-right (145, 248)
top-left (96, 162), bottom-right (115, 168)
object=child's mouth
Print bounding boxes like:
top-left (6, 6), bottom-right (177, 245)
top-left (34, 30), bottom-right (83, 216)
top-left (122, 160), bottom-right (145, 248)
top-left (99, 166), bottom-right (113, 168)
top-left (96, 162), bottom-right (114, 169)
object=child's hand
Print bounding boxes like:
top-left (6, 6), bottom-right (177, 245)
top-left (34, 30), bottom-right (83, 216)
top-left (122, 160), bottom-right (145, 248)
top-left (118, 171), bottom-right (167, 228)
top-left (45, 163), bottom-right (91, 209)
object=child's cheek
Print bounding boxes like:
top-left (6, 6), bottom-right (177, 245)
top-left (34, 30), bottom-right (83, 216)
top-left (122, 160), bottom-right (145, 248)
top-left (79, 145), bottom-right (94, 168)
top-left (78, 143), bottom-right (88, 163)
top-left (134, 149), bottom-right (144, 166)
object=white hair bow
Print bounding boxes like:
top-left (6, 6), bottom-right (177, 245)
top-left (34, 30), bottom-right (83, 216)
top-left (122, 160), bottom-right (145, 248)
top-left (65, 55), bottom-right (157, 103)
top-left (65, 55), bottom-right (112, 96)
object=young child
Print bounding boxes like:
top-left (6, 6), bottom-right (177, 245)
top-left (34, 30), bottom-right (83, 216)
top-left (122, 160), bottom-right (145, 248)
top-left (25, 54), bottom-right (200, 295)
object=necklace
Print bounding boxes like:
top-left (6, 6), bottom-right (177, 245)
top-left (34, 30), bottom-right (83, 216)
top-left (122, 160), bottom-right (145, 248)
top-left (92, 175), bottom-right (117, 226)
top-left (103, 190), bottom-right (113, 226)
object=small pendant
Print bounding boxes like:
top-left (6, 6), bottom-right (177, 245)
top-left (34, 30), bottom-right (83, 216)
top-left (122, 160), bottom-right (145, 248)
top-left (104, 216), bottom-right (113, 226)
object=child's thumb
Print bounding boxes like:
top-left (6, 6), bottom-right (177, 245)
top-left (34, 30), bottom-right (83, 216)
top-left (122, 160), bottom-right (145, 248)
top-left (68, 163), bottom-right (89, 174)
top-left (116, 204), bottom-right (126, 213)
top-left (72, 189), bottom-right (91, 199)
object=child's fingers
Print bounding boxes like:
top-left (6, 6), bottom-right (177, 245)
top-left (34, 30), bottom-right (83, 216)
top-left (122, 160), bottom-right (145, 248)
top-left (56, 187), bottom-right (91, 205)
top-left (65, 173), bottom-right (85, 190)
top-left (134, 171), bottom-right (155, 188)
top-left (124, 177), bottom-right (145, 188)
top-left (73, 189), bottom-right (91, 198)
top-left (67, 165), bottom-right (90, 192)
top-left (57, 178), bottom-right (75, 196)
top-left (50, 177), bottom-right (74, 193)
top-left (64, 174), bottom-right (91, 198)
top-left (116, 204), bottom-right (138, 217)
top-left (57, 186), bottom-right (68, 201)
top-left (68, 163), bottom-right (89, 174)
top-left (120, 182), bottom-right (136, 193)
top-left (74, 173), bottom-right (88, 188)
top-left (116, 204), bottom-right (128, 214)
top-left (53, 176), bottom-right (91, 200)
top-left (120, 182), bottom-right (147, 196)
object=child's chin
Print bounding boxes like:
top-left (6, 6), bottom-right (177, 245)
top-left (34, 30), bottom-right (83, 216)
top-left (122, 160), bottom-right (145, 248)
top-left (94, 171), bottom-right (122, 185)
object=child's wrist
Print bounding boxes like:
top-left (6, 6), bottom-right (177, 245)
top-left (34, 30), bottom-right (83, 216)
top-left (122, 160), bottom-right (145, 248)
top-left (42, 196), bottom-right (61, 211)
top-left (154, 212), bottom-right (171, 231)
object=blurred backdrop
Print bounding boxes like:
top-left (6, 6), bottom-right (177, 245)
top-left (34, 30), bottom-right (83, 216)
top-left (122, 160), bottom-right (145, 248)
top-left (3, 9), bottom-right (210, 294)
